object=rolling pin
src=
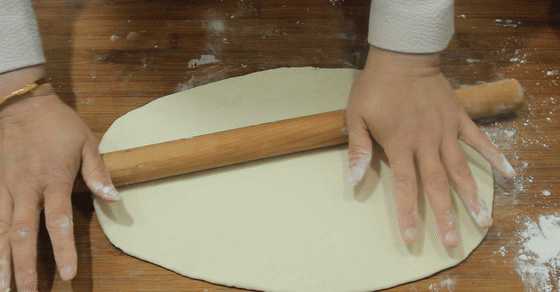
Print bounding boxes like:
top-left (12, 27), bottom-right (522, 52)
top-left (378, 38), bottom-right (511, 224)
top-left (81, 79), bottom-right (524, 190)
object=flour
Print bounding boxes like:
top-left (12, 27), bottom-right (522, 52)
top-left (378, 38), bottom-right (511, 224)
top-left (110, 33), bottom-right (120, 42)
top-left (187, 54), bottom-right (219, 69)
top-left (126, 31), bottom-right (140, 41)
top-left (543, 190), bottom-right (552, 197)
top-left (481, 126), bottom-right (528, 199)
top-left (466, 58), bottom-right (480, 64)
top-left (546, 70), bottom-right (560, 77)
top-left (428, 276), bottom-right (456, 292)
top-left (208, 19), bottom-right (225, 33)
top-left (329, 0), bottom-right (345, 6)
top-left (495, 245), bottom-right (508, 257)
top-left (496, 19), bottom-right (522, 28)
top-left (516, 214), bottom-right (560, 292)
top-left (509, 49), bottom-right (528, 64)
top-left (481, 127), bottom-right (517, 151)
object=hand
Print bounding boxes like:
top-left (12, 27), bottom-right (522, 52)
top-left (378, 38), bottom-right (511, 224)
top-left (0, 67), bottom-right (119, 291)
top-left (346, 47), bottom-right (515, 247)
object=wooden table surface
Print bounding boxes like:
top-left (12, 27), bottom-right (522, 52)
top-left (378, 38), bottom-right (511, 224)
top-left (31, 0), bottom-right (559, 291)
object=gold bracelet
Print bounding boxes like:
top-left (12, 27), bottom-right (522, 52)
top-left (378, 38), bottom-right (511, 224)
top-left (0, 78), bottom-right (47, 106)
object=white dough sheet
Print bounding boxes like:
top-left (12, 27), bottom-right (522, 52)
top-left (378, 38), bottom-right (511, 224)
top-left (95, 68), bottom-right (494, 292)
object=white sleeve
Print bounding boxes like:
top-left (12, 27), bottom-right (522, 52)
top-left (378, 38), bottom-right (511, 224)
top-left (368, 0), bottom-right (454, 54)
top-left (0, 0), bottom-right (45, 74)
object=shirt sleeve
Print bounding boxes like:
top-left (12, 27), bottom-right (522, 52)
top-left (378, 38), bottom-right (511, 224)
top-left (368, 0), bottom-right (454, 54)
top-left (0, 0), bottom-right (45, 74)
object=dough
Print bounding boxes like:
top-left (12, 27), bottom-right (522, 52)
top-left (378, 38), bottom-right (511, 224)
top-left (95, 67), bottom-right (494, 292)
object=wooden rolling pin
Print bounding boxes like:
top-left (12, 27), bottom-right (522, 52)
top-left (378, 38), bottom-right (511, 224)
top-left (81, 79), bottom-right (524, 190)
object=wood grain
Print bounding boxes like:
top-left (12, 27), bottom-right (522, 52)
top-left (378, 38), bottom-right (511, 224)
top-left (29, 0), bottom-right (560, 291)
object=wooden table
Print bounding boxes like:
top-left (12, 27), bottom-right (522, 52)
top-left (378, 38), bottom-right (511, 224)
top-left (32, 0), bottom-right (559, 291)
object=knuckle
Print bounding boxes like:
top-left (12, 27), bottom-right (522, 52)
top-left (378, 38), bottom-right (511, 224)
top-left (436, 209), bottom-right (456, 228)
top-left (51, 242), bottom-right (73, 257)
top-left (384, 138), bottom-right (412, 154)
top-left (44, 182), bottom-right (74, 198)
top-left (393, 174), bottom-right (416, 193)
top-left (0, 221), bottom-right (10, 237)
top-left (9, 222), bottom-right (33, 242)
top-left (449, 162), bottom-right (472, 179)
top-left (423, 172), bottom-right (449, 194)
top-left (46, 214), bottom-right (73, 233)
top-left (348, 148), bottom-right (371, 161)
top-left (396, 203), bottom-right (417, 219)
top-left (82, 160), bottom-right (106, 179)
top-left (18, 269), bottom-right (37, 289)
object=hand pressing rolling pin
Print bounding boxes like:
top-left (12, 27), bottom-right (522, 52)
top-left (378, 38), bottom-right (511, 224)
top-left (0, 0), bottom-right (516, 291)
top-left (347, 1), bottom-right (516, 248)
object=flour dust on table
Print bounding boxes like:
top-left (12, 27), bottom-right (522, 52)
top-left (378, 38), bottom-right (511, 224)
top-left (95, 67), bottom-right (494, 292)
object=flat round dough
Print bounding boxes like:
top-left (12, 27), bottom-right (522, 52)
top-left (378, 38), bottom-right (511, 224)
top-left (95, 67), bottom-right (494, 292)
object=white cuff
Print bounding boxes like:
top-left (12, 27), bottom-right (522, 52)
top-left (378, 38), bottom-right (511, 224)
top-left (0, 0), bottom-right (45, 74)
top-left (368, 0), bottom-right (454, 54)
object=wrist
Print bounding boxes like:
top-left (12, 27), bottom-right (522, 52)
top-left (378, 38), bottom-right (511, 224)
top-left (365, 46), bottom-right (441, 77)
top-left (0, 65), bottom-right (53, 98)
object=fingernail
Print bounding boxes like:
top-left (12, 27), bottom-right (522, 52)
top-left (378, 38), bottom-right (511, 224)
top-left (494, 172), bottom-right (514, 189)
top-left (402, 227), bottom-right (417, 243)
top-left (60, 265), bottom-right (75, 281)
top-left (470, 199), bottom-right (493, 228)
top-left (444, 230), bottom-right (460, 246)
top-left (93, 182), bottom-right (121, 201)
top-left (348, 152), bottom-right (372, 186)
top-left (498, 153), bottom-right (516, 178)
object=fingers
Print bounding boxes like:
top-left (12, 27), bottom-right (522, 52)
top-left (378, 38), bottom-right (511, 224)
top-left (459, 114), bottom-right (516, 179)
top-left (385, 149), bottom-right (418, 244)
top-left (441, 137), bottom-right (492, 228)
top-left (81, 137), bottom-right (120, 201)
top-left (416, 147), bottom-right (459, 248)
top-left (44, 183), bottom-right (77, 281)
top-left (0, 188), bottom-right (12, 291)
top-left (10, 188), bottom-right (40, 292)
top-left (346, 116), bottom-right (373, 186)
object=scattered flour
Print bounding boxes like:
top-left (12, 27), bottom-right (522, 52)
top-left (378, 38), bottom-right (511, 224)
top-left (482, 127), bottom-right (518, 150)
top-left (126, 31), bottom-right (140, 41)
top-left (329, 0), bottom-right (345, 6)
top-left (110, 34), bottom-right (120, 42)
top-left (546, 69), bottom-right (560, 77)
top-left (496, 19), bottom-right (522, 28)
top-left (496, 245), bottom-right (508, 257)
top-left (542, 190), bottom-right (552, 197)
top-left (176, 80), bottom-right (194, 92)
top-left (515, 214), bottom-right (560, 292)
top-left (187, 54), bottom-right (220, 69)
top-left (510, 49), bottom-right (528, 64)
top-left (428, 276), bottom-right (456, 292)
top-left (480, 126), bottom-right (529, 200)
top-left (208, 19), bottom-right (225, 33)
top-left (466, 58), bottom-right (481, 64)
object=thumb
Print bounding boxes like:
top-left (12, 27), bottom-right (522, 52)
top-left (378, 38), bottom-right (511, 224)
top-left (346, 115), bottom-right (373, 187)
top-left (81, 137), bottom-right (120, 201)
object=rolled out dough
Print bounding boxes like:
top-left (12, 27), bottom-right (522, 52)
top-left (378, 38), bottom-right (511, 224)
top-left (95, 67), bottom-right (494, 292)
